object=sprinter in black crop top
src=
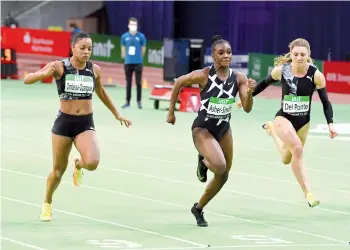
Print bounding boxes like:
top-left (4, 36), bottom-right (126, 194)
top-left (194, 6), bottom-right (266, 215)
top-left (56, 58), bottom-right (96, 100)
top-left (238, 38), bottom-right (338, 208)
top-left (166, 35), bottom-right (256, 227)
top-left (24, 31), bottom-right (132, 222)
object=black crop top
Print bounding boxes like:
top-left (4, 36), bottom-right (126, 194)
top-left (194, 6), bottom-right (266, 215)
top-left (55, 58), bottom-right (96, 100)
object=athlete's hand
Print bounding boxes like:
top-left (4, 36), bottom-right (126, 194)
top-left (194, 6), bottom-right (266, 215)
top-left (328, 123), bottom-right (338, 139)
top-left (115, 113), bottom-right (132, 127)
top-left (43, 61), bottom-right (60, 78)
top-left (166, 111), bottom-right (176, 125)
top-left (247, 78), bottom-right (257, 92)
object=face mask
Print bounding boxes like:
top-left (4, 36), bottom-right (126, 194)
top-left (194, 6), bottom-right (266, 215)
top-left (129, 24), bottom-right (137, 33)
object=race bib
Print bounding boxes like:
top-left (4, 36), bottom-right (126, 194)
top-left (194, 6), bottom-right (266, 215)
top-left (206, 97), bottom-right (235, 119)
top-left (65, 74), bottom-right (94, 96)
top-left (128, 46), bottom-right (136, 55)
top-left (283, 95), bottom-right (310, 116)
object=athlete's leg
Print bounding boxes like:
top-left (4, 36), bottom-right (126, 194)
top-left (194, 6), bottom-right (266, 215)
top-left (192, 127), bottom-right (226, 176)
top-left (273, 117), bottom-right (310, 197)
top-left (45, 134), bottom-right (73, 203)
top-left (295, 122), bottom-right (310, 146)
top-left (191, 128), bottom-right (233, 227)
top-left (41, 134), bottom-right (73, 221)
top-left (196, 128), bottom-right (233, 209)
top-left (264, 121), bottom-right (292, 164)
top-left (293, 122), bottom-right (319, 207)
top-left (73, 130), bottom-right (100, 186)
top-left (265, 120), bottom-right (310, 164)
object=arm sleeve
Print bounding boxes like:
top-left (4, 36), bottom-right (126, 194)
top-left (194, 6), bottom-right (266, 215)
top-left (317, 87), bottom-right (334, 124)
top-left (252, 74), bottom-right (279, 97)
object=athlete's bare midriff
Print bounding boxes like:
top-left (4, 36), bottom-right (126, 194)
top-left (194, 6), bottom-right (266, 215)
top-left (59, 99), bottom-right (93, 115)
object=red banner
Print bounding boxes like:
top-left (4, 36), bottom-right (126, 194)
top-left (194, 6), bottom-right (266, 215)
top-left (1, 27), bottom-right (71, 57)
top-left (323, 61), bottom-right (350, 94)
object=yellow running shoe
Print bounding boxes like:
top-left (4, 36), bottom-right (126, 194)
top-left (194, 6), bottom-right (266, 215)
top-left (40, 203), bottom-right (52, 222)
top-left (73, 157), bottom-right (83, 187)
top-left (306, 192), bottom-right (320, 208)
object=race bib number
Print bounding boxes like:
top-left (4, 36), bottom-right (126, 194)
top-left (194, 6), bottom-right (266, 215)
top-left (128, 46), bottom-right (136, 55)
top-left (283, 95), bottom-right (310, 116)
top-left (206, 97), bottom-right (235, 119)
top-left (65, 74), bottom-right (94, 96)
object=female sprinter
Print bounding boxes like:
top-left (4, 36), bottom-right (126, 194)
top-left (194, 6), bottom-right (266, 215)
top-left (166, 35), bottom-right (256, 227)
top-left (238, 38), bottom-right (337, 208)
top-left (24, 32), bottom-right (132, 222)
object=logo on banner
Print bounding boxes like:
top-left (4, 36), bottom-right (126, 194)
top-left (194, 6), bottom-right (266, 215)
top-left (326, 73), bottom-right (350, 83)
top-left (252, 57), bottom-right (261, 78)
top-left (23, 31), bottom-right (54, 53)
top-left (93, 39), bottom-right (115, 58)
top-left (23, 32), bottom-right (31, 44)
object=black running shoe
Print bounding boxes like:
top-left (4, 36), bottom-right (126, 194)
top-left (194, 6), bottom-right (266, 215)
top-left (197, 154), bottom-right (208, 183)
top-left (191, 203), bottom-right (208, 227)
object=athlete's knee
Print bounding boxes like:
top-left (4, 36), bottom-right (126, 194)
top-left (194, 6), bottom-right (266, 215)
top-left (290, 144), bottom-right (303, 158)
top-left (52, 164), bottom-right (68, 180)
top-left (205, 153), bottom-right (226, 174)
top-left (212, 162), bottom-right (226, 175)
top-left (83, 159), bottom-right (99, 171)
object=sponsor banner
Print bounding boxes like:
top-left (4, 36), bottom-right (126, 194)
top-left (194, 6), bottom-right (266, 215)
top-left (0, 28), bottom-right (164, 68)
top-left (90, 33), bottom-right (163, 68)
top-left (248, 53), bottom-right (275, 81)
top-left (323, 61), bottom-right (350, 94)
top-left (1, 27), bottom-right (71, 57)
top-left (248, 53), bottom-right (324, 84)
top-left (90, 33), bottom-right (121, 63)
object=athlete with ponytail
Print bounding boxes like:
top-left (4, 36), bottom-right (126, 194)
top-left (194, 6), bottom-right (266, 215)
top-left (238, 38), bottom-right (337, 208)
top-left (24, 32), bottom-right (132, 222)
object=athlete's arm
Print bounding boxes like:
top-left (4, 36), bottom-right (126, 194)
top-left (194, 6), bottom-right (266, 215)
top-left (168, 68), bottom-right (209, 114)
top-left (314, 70), bottom-right (333, 124)
top-left (237, 72), bottom-right (254, 113)
top-left (314, 70), bottom-right (337, 138)
top-left (24, 61), bottom-right (61, 84)
top-left (252, 65), bottom-right (282, 97)
top-left (94, 64), bottom-right (132, 127)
